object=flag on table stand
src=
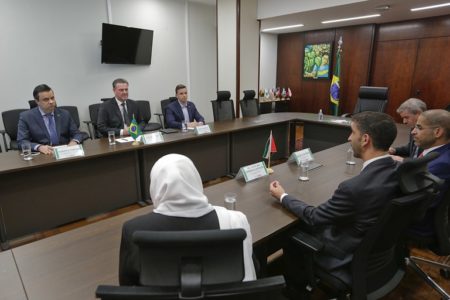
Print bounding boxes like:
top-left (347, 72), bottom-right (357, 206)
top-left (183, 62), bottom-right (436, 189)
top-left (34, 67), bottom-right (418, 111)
top-left (263, 130), bottom-right (277, 174)
top-left (128, 114), bottom-right (142, 145)
top-left (330, 36), bottom-right (343, 116)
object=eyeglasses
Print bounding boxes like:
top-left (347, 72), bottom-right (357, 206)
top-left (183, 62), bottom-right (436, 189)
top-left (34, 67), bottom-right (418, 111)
top-left (414, 124), bottom-right (439, 131)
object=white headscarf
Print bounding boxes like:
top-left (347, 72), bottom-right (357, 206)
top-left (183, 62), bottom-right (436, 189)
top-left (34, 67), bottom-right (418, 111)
top-left (150, 154), bottom-right (214, 217)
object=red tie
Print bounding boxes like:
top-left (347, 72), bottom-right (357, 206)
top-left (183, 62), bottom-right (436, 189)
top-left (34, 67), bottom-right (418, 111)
top-left (418, 152), bottom-right (424, 158)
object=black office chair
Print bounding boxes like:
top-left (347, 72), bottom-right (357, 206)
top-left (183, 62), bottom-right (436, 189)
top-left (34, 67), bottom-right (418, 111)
top-left (240, 90), bottom-right (260, 117)
top-left (154, 97), bottom-right (177, 130)
top-left (211, 91), bottom-right (235, 121)
top-left (28, 100), bottom-right (37, 109)
top-left (96, 229), bottom-right (285, 300)
top-left (58, 105), bottom-right (90, 142)
top-left (289, 153), bottom-right (442, 299)
top-left (342, 86), bottom-right (389, 118)
top-left (135, 100), bottom-right (161, 132)
top-left (1, 109), bottom-right (28, 151)
top-left (406, 187), bottom-right (450, 299)
top-left (83, 103), bottom-right (103, 139)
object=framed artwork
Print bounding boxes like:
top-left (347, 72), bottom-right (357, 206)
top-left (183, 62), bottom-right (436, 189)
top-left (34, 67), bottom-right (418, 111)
top-left (302, 42), bottom-right (333, 79)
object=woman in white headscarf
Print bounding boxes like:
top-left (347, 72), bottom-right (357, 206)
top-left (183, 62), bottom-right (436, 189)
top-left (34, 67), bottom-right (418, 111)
top-left (119, 154), bottom-right (256, 286)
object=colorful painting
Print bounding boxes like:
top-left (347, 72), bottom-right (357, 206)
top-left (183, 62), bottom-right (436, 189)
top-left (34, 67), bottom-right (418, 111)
top-left (303, 42), bottom-right (333, 79)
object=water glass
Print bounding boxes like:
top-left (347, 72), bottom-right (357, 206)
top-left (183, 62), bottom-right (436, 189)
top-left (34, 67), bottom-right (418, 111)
top-left (346, 147), bottom-right (356, 165)
top-left (224, 192), bottom-right (237, 210)
top-left (108, 131), bottom-right (116, 145)
top-left (182, 121), bottom-right (188, 132)
top-left (299, 160), bottom-right (309, 181)
top-left (21, 142), bottom-right (33, 161)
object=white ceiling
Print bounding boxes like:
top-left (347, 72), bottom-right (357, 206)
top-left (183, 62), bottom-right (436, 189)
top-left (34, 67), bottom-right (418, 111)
top-left (258, 0), bottom-right (450, 33)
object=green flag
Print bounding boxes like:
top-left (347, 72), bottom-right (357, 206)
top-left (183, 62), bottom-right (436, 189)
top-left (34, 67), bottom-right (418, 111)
top-left (128, 115), bottom-right (142, 140)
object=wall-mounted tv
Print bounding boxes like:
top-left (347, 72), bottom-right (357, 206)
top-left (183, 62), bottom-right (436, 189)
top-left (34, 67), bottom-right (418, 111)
top-left (101, 23), bottom-right (154, 65)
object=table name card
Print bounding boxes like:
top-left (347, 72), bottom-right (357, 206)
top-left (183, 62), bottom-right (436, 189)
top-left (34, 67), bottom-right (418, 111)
top-left (194, 124), bottom-right (212, 135)
top-left (288, 148), bottom-right (314, 166)
top-left (142, 132), bottom-right (164, 145)
top-left (235, 161), bottom-right (268, 183)
top-left (54, 144), bottom-right (85, 160)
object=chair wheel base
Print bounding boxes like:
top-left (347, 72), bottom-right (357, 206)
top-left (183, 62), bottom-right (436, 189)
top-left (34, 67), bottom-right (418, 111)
top-left (440, 269), bottom-right (450, 279)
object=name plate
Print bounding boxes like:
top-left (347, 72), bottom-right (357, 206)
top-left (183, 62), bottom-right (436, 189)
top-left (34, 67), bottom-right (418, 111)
top-left (194, 124), bottom-right (211, 135)
top-left (235, 161), bottom-right (268, 182)
top-left (288, 148), bottom-right (314, 166)
top-left (54, 144), bottom-right (85, 160)
top-left (142, 132), bottom-right (164, 145)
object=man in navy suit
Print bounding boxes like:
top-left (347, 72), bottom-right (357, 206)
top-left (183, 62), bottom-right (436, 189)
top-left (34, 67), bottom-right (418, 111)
top-left (269, 112), bottom-right (400, 290)
top-left (17, 84), bottom-right (84, 155)
top-left (409, 109), bottom-right (450, 237)
top-left (97, 78), bottom-right (143, 137)
top-left (165, 84), bottom-right (205, 129)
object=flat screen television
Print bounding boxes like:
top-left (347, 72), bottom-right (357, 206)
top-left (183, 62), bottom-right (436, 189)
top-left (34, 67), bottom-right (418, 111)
top-left (101, 23), bottom-right (154, 65)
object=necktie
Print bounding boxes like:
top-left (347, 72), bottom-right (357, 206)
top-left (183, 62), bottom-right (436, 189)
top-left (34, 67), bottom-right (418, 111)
top-left (121, 102), bottom-right (130, 126)
top-left (418, 151), bottom-right (424, 158)
top-left (46, 114), bottom-right (59, 145)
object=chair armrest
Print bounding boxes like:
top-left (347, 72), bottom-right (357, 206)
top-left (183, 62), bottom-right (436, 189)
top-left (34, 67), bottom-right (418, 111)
top-left (0, 129), bottom-right (8, 152)
top-left (154, 113), bottom-right (164, 129)
top-left (291, 231), bottom-right (324, 253)
top-left (83, 120), bottom-right (94, 140)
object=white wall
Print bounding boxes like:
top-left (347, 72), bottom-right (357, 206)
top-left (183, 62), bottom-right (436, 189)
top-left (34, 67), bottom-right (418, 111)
top-left (0, 0), bottom-right (216, 135)
top-left (217, 0), bottom-right (237, 102)
top-left (240, 0), bottom-right (259, 101)
top-left (259, 33), bottom-right (277, 90)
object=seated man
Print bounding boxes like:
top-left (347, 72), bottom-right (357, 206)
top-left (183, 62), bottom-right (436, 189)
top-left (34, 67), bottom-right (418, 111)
top-left (389, 98), bottom-right (427, 158)
top-left (97, 78), bottom-right (142, 137)
top-left (409, 109), bottom-right (450, 237)
top-left (119, 154), bottom-right (256, 286)
top-left (269, 111), bottom-right (401, 289)
top-left (165, 84), bottom-right (205, 129)
top-left (17, 84), bottom-right (84, 155)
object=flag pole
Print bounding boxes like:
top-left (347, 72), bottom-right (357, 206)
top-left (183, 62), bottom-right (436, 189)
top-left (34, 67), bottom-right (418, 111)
top-left (267, 132), bottom-right (274, 174)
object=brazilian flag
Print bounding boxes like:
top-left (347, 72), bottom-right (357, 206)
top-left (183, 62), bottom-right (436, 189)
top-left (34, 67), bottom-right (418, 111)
top-left (330, 38), bottom-right (342, 116)
top-left (128, 115), bottom-right (142, 140)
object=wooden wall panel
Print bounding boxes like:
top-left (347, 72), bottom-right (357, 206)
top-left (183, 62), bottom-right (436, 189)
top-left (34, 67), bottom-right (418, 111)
top-left (370, 40), bottom-right (418, 122)
top-left (412, 36), bottom-right (450, 110)
top-left (335, 25), bottom-right (374, 115)
top-left (378, 15), bottom-right (450, 42)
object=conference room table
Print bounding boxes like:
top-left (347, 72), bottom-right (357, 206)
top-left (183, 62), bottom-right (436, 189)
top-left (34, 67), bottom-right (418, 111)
top-left (0, 112), bottom-right (354, 247)
top-left (6, 125), bottom-right (409, 300)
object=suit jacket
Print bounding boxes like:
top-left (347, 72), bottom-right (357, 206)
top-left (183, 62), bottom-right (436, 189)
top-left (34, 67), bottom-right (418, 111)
top-left (97, 98), bottom-right (142, 137)
top-left (395, 130), bottom-right (421, 158)
top-left (17, 107), bottom-right (83, 150)
top-left (409, 143), bottom-right (450, 237)
top-left (165, 100), bottom-right (205, 129)
top-left (282, 157), bottom-right (400, 285)
top-left (119, 211), bottom-right (220, 286)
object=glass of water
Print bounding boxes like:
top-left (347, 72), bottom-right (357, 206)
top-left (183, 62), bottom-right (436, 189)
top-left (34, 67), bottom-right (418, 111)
top-left (21, 142), bottom-right (33, 161)
top-left (108, 131), bottom-right (116, 145)
top-left (224, 192), bottom-right (237, 210)
top-left (299, 160), bottom-right (309, 181)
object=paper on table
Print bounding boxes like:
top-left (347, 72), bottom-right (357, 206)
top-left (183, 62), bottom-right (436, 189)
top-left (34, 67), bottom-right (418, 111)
top-left (116, 137), bottom-right (135, 143)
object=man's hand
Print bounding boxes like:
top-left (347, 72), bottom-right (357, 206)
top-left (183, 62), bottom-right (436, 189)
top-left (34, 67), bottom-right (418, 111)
top-left (187, 121), bottom-right (198, 128)
top-left (122, 126), bottom-right (130, 136)
top-left (388, 147), bottom-right (396, 155)
top-left (269, 180), bottom-right (285, 201)
top-left (390, 155), bottom-right (404, 162)
top-left (38, 145), bottom-right (53, 155)
top-left (68, 140), bottom-right (78, 146)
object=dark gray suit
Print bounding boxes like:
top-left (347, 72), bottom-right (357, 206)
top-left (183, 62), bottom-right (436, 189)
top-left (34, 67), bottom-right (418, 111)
top-left (394, 131), bottom-right (420, 158)
top-left (282, 157), bottom-right (400, 285)
top-left (97, 98), bottom-right (142, 137)
top-left (17, 107), bottom-right (83, 150)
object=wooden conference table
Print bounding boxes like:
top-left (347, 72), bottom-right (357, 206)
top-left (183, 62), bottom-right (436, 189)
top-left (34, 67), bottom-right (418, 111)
top-left (0, 113), bottom-right (353, 247)
top-left (2, 124), bottom-right (409, 300)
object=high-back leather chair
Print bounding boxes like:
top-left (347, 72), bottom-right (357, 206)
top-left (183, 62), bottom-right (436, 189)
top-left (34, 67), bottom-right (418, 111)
top-left (83, 103), bottom-right (102, 139)
top-left (96, 229), bottom-right (285, 299)
top-left (289, 153), bottom-right (442, 299)
top-left (240, 90), bottom-right (260, 117)
top-left (1, 109), bottom-right (28, 151)
top-left (154, 97), bottom-right (177, 129)
top-left (211, 91), bottom-right (235, 121)
top-left (354, 86), bottom-right (388, 114)
top-left (28, 100), bottom-right (37, 109)
top-left (135, 100), bottom-right (161, 132)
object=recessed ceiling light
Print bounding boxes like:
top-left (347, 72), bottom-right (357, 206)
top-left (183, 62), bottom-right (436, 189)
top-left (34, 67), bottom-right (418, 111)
top-left (411, 2), bottom-right (450, 11)
top-left (262, 24), bottom-right (304, 32)
top-left (322, 14), bottom-right (380, 24)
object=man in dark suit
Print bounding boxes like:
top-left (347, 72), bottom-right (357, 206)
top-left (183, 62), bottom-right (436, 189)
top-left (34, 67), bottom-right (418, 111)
top-left (165, 84), bottom-right (205, 129)
top-left (389, 98), bottom-right (427, 158)
top-left (97, 78), bottom-right (142, 137)
top-left (269, 111), bottom-right (400, 289)
top-left (409, 109), bottom-right (450, 237)
top-left (17, 84), bottom-right (84, 155)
